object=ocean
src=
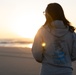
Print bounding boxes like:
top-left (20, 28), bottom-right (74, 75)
top-left (0, 39), bottom-right (33, 48)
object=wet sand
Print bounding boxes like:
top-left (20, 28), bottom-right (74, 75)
top-left (0, 47), bottom-right (76, 75)
top-left (0, 47), bottom-right (41, 75)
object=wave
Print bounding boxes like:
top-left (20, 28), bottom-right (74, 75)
top-left (0, 39), bottom-right (33, 48)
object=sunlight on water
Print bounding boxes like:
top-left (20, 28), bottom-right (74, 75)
top-left (0, 43), bottom-right (33, 48)
top-left (21, 43), bottom-right (33, 48)
top-left (0, 39), bottom-right (33, 48)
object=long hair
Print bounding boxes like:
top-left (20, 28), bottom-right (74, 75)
top-left (44, 3), bottom-right (75, 32)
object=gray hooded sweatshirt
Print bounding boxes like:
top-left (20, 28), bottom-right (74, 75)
top-left (32, 20), bottom-right (76, 75)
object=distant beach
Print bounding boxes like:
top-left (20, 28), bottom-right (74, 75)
top-left (0, 46), bottom-right (76, 75)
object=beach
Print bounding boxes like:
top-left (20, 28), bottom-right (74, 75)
top-left (0, 47), bottom-right (76, 75)
top-left (0, 47), bottom-right (41, 75)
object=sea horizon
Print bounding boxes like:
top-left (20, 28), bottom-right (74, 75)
top-left (0, 38), bottom-right (33, 48)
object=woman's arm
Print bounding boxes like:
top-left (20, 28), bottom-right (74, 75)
top-left (32, 29), bottom-right (44, 63)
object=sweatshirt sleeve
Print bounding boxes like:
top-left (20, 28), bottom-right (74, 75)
top-left (32, 29), bottom-right (44, 63)
top-left (71, 32), bottom-right (76, 61)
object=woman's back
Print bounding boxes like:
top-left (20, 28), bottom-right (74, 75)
top-left (32, 3), bottom-right (76, 75)
top-left (32, 20), bottom-right (74, 75)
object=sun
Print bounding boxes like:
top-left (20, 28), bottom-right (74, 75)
top-left (10, 12), bottom-right (45, 39)
top-left (13, 25), bottom-right (38, 39)
top-left (11, 21), bottom-right (39, 39)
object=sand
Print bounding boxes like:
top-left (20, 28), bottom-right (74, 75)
top-left (0, 47), bottom-right (76, 75)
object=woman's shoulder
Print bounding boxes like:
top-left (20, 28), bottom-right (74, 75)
top-left (39, 25), bottom-right (49, 32)
top-left (72, 32), bottom-right (76, 39)
top-left (37, 25), bottom-right (45, 32)
top-left (36, 25), bottom-right (50, 36)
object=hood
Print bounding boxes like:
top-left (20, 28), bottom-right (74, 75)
top-left (45, 20), bottom-right (69, 37)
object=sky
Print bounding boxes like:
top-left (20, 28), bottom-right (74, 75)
top-left (0, 0), bottom-right (76, 40)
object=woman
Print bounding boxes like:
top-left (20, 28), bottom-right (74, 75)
top-left (32, 3), bottom-right (76, 75)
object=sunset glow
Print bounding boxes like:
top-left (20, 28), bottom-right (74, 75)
top-left (10, 12), bottom-right (45, 39)
top-left (0, 0), bottom-right (76, 39)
